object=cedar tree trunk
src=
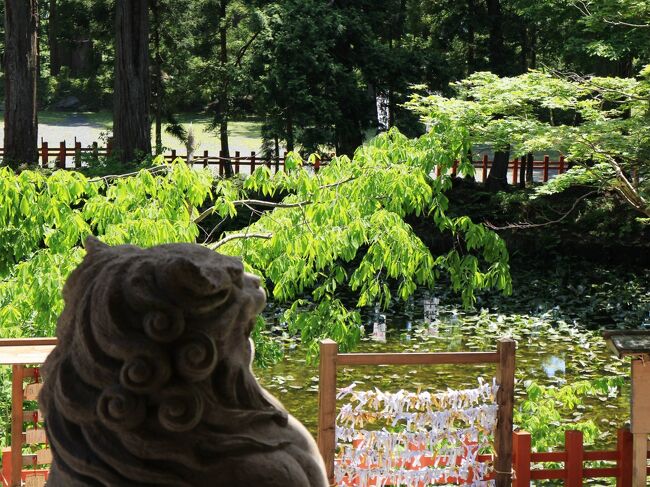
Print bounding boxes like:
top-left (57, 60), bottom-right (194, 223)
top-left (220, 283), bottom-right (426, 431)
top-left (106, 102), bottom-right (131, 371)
top-left (485, 148), bottom-right (510, 192)
top-left (486, 0), bottom-right (506, 76)
top-left (114, 0), bottom-right (151, 164)
top-left (3, 0), bottom-right (39, 168)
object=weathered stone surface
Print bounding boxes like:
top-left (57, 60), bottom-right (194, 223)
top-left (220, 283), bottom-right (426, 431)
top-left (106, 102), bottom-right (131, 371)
top-left (40, 237), bottom-right (328, 486)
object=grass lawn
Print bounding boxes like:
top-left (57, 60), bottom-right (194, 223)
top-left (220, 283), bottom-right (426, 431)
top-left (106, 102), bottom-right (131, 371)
top-left (0, 111), bottom-right (264, 154)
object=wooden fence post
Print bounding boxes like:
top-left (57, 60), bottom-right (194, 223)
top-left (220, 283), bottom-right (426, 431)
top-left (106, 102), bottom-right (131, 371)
top-left (495, 338), bottom-right (516, 487)
top-left (283, 151), bottom-right (288, 172)
top-left (92, 141), bottom-right (99, 162)
top-left (617, 427), bottom-right (633, 487)
top-left (274, 152), bottom-right (280, 173)
top-left (203, 150), bottom-right (209, 168)
top-left (250, 151), bottom-right (256, 174)
top-left (170, 149), bottom-right (177, 162)
top-left (452, 160), bottom-right (458, 177)
top-left (543, 155), bottom-right (550, 182)
top-left (314, 155), bottom-right (321, 174)
top-left (512, 158), bottom-right (519, 185)
top-left (56, 141), bottom-right (66, 169)
top-left (512, 431), bottom-right (531, 487)
top-left (566, 430), bottom-right (584, 487)
top-left (11, 365), bottom-right (24, 487)
top-left (74, 140), bottom-right (82, 169)
top-left (235, 151), bottom-right (240, 174)
top-left (318, 339), bottom-right (338, 486)
top-left (41, 142), bottom-right (49, 168)
top-left (219, 151), bottom-right (225, 177)
top-left (106, 137), bottom-right (113, 157)
top-left (559, 155), bottom-right (565, 174)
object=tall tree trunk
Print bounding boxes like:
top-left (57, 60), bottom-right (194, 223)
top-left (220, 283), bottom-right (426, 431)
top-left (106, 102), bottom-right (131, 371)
top-left (217, 0), bottom-right (233, 176)
top-left (525, 152), bottom-right (534, 186)
top-left (152, 0), bottom-right (163, 154)
top-left (519, 25), bottom-right (528, 73)
top-left (49, 0), bottom-right (60, 76)
top-left (518, 153), bottom-right (526, 189)
top-left (485, 147), bottom-right (510, 192)
top-left (3, 0), bottom-right (39, 168)
top-left (486, 0), bottom-right (506, 76)
top-left (114, 0), bottom-right (151, 164)
top-left (286, 112), bottom-right (294, 153)
top-left (529, 28), bottom-right (537, 69)
top-left (466, 0), bottom-right (476, 75)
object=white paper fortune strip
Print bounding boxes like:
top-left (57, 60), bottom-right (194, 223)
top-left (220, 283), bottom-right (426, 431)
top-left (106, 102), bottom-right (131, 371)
top-left (335, 379), bottom-right (498, 487)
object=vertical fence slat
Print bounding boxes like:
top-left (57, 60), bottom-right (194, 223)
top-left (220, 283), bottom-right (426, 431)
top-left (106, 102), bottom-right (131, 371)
top-left (219, 150), bottom-right (225, 177)
top-left (559, 155), bottom-right (565, 174)
top-left (318, 339), bottom-right (338, 486)
top-left (543, 155), bottom-right (550, 182)
top-left (495, 339), bottom-right (516, 487)
top-left (41, 142), bottom-right (49, 168)
top-left (106, 137), bottom-right (113, 157)
top-left (566, 430), bottom-right (584, 487)
top-left (203, 150), bottom-right (209, 168)
top-left (57, 141), bottom-right (66, 169)
top-left (617, 427), bottom-right (633, 487)
top-left (74, 141), bottom-right (82, 169)
top-left (92, 141), bottom-right (99, 162)
top-left (314, 155), bottom-right (321, 174)
top-left (512, 158), bottom-right (519, 186)
top-left (513, 431), bottom-right (531, 487)
top-left (170, 149), bottom-right (176, 162)
top-left (235, 151), bottom-right (240, 174)
top-left (250, 151), bottom-right (256, 174)
top-left (11, 365), bottom-right (24, 487)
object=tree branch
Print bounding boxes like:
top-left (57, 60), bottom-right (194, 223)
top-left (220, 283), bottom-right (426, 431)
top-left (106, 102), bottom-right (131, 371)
top-left (88, 165), bottom-right (169, 183)
top-left (485, 191), bottom-right (598, 230)
top-left (209, 232), bottom-right (272, 250)
top-left (194, 199), bottom-right (312, 224)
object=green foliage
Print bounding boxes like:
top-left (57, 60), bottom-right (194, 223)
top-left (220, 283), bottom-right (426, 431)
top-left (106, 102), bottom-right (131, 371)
top-left (0, 158), bottom-right (212, 337)
top-left (1, 128), bottom-right (511, 360)
top-left (407, 70), bottom-right (650, 215)
top-left (516, 377), bottom-right (625, 451)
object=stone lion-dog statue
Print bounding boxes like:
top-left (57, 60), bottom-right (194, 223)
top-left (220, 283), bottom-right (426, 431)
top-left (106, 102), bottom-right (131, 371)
top-left (39, 237), bottom-right (328, 487)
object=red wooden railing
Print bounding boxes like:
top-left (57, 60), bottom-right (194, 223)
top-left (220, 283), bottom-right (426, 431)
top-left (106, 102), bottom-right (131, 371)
top-left (0, 141), bottom-right (572, 183)
top-left (513, 429), bottom-right (649, 487)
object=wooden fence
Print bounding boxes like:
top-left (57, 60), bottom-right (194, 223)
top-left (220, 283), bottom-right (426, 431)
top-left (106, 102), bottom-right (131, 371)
top-left (1, 141), bottom-right (572, 182)
top-left (513, 429), bottom-right (649, 486)
top-left (0, 338), bottom-right (57, 487)
top-left (1, 338), bottom-right (647, 487)
top-left (317, 338), bottom-right (517, 487)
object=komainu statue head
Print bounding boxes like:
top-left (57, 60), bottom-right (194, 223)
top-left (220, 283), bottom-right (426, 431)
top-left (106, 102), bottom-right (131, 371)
top-left (40, 237), bottom-right (328, 487)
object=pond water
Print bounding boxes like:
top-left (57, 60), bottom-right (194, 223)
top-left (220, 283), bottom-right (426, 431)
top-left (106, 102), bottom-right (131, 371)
top-left (256, 263), bottom-right (650, 450)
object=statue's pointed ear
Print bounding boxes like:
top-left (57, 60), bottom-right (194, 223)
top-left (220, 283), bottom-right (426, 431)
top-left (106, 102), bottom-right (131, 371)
top-left (84, 236), bottom-right (109, 255)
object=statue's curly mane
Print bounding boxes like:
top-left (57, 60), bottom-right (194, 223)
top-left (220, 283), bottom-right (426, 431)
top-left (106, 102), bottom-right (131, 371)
top-left (40, 238), bottom-right (292, 486)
